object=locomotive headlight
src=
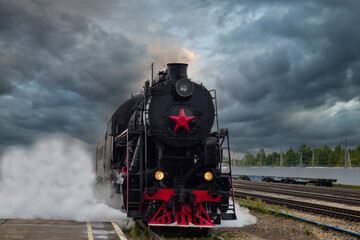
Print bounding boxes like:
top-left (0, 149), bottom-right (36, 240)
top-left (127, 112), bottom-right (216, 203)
top-left (175, 79), bottom-right (194, 97)
top-left (155, 171), bottom-right (164, 181)
top-left (204, 171), bottom-right (213, 181)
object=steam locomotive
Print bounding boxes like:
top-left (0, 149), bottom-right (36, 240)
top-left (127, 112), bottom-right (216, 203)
top-left (94, 63), bottom-right (236, 227)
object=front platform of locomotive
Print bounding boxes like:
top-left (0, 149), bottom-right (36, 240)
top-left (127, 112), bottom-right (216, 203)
top-left (141, 63), bottom-right (236, 227)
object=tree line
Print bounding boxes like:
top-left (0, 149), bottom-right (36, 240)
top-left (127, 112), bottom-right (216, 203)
top-left (237, 144), bottom-right (360, 167)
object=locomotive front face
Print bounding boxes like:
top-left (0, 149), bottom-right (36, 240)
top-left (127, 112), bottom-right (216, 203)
top-left (147, 63), bottom-right (215, 148)
top-left (96, 63), bottom-right (236, 228)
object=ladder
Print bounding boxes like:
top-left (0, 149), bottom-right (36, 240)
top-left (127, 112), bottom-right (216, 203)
top-left (219, 129), bottom-right (237, 220)
top-left (126, 130), bottom-right (143, 218)
top-left (127, 93), bottom-right (148, 218)
top-left (210, 89), bottom-right (236, 220)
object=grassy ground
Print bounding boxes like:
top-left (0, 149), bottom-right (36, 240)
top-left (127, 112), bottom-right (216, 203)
top-left (238, 197), bottom-right (291, 216)
top-left (333, 183), bottom-right (360, 190)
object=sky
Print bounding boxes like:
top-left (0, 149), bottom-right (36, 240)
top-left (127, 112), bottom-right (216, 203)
top-left (1, 0), bottom-right (359, 154)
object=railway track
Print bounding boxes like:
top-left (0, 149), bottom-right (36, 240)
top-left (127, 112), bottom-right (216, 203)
top-left (235, 190), bottom-right (360, 222)
top-left (136, 220), bottom-right (163, 240)
top-left (136, 220), bottom-right (226, 240)
top-left (233, 182), bottom-right (360, 206)
top-left (234, 179), bottom-right (360, 199)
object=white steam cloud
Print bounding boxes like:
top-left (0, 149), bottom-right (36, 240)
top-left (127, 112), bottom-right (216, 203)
top-left (218, 202), bottom-right (257, 228)
top-left (0, 135), bottom-right (255, 229)
top-left (0, 135), bottom-right (131, 226)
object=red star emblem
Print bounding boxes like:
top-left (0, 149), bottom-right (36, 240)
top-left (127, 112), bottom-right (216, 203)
top-left (169, 108), bottom-right (195, 132)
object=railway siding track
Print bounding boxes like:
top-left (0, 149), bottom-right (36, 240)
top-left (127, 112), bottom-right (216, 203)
top-left (235, 190), bottom-right (360, 222)
top-left (234, 183), bottom-right (360, 206)
top-left (234, 179), bottom-right (360, 199)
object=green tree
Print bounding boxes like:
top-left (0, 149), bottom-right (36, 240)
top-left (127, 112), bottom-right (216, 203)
top-left (244, 153), bottom-right (256, 166)
top-left (332, 145), bottom-right (344, 166)
top-left (256, 148), bottom-right (266, 166)
top-left (284, 147), bottom-right (298, 166)
top-left (264, 152), bottom-right (279, 166)
top-left (349, 144), bottom-right (360, 167)
top-left (316, 145), bottom-right (331, 166)
top-left (299, 144), bottom-right (312, 167)
top-left (241, 143), bottom-right (360, 168)
top-left (274, 152), bottom-right (280, 166)
top-left (265, 153), bottom-right (272, 166)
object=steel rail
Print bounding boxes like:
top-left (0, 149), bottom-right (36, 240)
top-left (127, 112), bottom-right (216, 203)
top-left (210, 233), bottom-right (226, 240)
top-left (136, 220), bottom-right (225, 239)
top-left (0, 219), bottom-right (8, 227)
top-left (136, 220), bottom-right (164, 240)
top-left (235, 190), bottom-right (360, 222)
top-left (234, 183), bottom-right (360, 206)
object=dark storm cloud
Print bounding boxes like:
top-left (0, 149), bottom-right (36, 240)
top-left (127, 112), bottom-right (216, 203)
top-left (208, 1), bottom-right (360, 152)
top-left (1, 0), bottom-right (359, 155)
top-left (0, 0), bottom-right (147, 152)
top-left (0, 79), bottom-right (13, 95)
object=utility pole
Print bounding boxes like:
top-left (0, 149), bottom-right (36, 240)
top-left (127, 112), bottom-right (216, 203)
top-left (344, 139), bottom-right (348, 168)
top-left (151, 63), bottom-right (154, 85)
top-left (300, 151), bottom-right (303, 167)
top-left (312, 145), bottom-right (315, 168)
top-left (280, 147), bottom-right (283, 167)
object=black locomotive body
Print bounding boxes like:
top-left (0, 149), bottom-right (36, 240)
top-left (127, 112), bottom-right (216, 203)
top-left (94, 63), bottom-right (236, 227)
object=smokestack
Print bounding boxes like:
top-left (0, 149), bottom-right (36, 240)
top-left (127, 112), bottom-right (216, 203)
top-left (167, 63), bottom-right (188, 81)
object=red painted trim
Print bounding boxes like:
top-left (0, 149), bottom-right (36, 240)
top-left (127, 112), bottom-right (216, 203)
top-left (148, 203), bottom-right (215, 227)
top-left (126, 129), bottom-right (129, 211)
top-left (144, 189), bottom-right (220, 203)
top-left (115, 129), bottom-right (128, 141)
top-left (192, 190), bottom-right (220, 203)
top-left (144, 189), bottom-right (175, 202)
top-left (144, 189), bottom-right (221, 227)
